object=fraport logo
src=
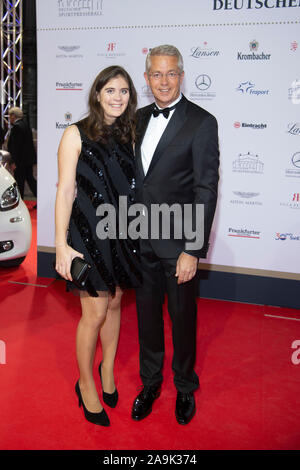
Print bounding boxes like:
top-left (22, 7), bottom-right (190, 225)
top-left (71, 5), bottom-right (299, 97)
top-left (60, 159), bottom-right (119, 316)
top-left (236, 81), bottom-right (269, 96)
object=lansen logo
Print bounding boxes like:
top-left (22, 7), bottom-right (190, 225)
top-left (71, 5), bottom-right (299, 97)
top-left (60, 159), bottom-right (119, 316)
top-left (287, 123), bottom-right (300, 136)
top-left (190, 43), bottom-right (220, 59)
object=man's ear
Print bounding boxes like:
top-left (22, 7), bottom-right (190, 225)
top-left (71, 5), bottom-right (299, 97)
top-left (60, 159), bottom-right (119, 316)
top-left (144, 72), bottom-right (150, 86)
top-left (180, 71), bottom-right (185, 85)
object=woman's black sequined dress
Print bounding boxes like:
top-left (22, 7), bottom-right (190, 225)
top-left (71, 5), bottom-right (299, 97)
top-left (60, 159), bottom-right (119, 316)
top-left (67, 123), bottom-right (141, 297)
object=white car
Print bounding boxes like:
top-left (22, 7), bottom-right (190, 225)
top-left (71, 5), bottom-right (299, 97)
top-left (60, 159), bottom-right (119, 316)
top-left (0, 161), bottom-right (32, 267)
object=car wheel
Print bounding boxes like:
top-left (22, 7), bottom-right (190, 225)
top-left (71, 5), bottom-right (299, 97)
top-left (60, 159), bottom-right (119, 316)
top-left (0, 256), bottom-right (26, 267)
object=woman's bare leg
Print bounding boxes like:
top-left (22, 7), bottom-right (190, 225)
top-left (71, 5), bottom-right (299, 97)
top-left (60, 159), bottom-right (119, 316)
top-left (76, 291), bottom-right (108, 412)
top-left (99, 288), bottom-right (123, 393)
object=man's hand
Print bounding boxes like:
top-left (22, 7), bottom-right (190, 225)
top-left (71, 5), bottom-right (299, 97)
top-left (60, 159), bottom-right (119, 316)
top-left (175, 252), bottom-right (198, 284)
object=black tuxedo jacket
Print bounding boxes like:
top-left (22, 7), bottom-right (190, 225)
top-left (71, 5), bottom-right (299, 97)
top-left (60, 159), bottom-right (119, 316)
top-left (135, 95), bottom-right (219, 259)
top-left (8, 118), bottom-right (36, 167)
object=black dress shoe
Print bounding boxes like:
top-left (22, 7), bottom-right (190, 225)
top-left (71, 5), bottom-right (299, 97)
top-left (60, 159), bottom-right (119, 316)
top-left (175, 391), bottom-right (195, 425)
top-left (131, 384), bottom-right (161, 421)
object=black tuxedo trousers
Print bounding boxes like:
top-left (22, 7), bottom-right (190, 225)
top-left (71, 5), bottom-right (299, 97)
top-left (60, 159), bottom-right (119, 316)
top-left (136, 238), bottom-right (200, 393)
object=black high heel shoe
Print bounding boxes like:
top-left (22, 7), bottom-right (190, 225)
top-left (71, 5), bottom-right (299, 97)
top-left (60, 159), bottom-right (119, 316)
top-left (99, 362), bottom-right (119, 408)
top-left (75, 381), bottom-right (110, 426)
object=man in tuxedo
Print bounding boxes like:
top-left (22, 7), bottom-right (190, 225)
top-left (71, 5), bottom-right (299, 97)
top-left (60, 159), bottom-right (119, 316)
top-left (131, 45), bottom-right (219, 425)
top-left (7, 107), bottom-right (37, 200)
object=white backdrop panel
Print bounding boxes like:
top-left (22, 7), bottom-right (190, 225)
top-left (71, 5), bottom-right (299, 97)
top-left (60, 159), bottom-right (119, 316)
top-left (36, 1), bottom-right (300, 29)
top-left (36, 1), bottom-right (300, 277)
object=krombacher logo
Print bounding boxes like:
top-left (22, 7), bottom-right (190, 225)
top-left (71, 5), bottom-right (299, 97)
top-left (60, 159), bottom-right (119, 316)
top-left (238, 40), bottom-right (271, 60)
top-left (237, 51), bottom-right (271, 60)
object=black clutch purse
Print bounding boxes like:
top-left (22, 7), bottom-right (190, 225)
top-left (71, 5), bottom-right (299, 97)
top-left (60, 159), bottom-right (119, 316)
top-left (70, 257), bottom-right (91, 289)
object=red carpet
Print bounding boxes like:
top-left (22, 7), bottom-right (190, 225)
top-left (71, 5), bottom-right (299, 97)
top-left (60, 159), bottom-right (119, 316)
top-left (0, 201), bottom-right (300, 450)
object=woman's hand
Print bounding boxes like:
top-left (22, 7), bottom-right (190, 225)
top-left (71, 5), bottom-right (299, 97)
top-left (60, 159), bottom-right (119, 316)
top-left (55, 244), bottom-right (84, 282)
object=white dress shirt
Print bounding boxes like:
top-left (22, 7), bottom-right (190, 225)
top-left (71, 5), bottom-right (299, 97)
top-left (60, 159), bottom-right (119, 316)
top-left (141, 94), bottom-right (182, 175)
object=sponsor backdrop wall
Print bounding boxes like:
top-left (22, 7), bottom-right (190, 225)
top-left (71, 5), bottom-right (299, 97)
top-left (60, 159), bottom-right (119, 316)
top-left (36, 0), bottom-right (300, 308)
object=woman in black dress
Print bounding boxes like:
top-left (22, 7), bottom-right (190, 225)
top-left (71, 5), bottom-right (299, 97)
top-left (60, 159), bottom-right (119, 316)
top-left (55, 66), bottom-right (141, 426)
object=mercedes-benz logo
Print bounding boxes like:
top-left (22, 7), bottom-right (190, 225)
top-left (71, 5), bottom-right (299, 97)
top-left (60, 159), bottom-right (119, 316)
top-left (195, 74), bottom-right (211, 91)
top-left (292, 152), bottom-right (300, 168)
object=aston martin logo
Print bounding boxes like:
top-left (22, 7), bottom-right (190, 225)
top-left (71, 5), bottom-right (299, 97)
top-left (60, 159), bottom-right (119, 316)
top-left (233, 191), bottom-right (260, 199)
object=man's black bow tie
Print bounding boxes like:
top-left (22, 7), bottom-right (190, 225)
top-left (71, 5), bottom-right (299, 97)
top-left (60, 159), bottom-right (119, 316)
top-left (152, 103), bottom-right (178, 119)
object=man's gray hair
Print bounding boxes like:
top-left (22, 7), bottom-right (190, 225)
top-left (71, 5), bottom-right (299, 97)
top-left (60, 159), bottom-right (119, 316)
top-left (8, 107), bottom-right (23, 118)
top-left (145, 45), bottom-right (184, 74)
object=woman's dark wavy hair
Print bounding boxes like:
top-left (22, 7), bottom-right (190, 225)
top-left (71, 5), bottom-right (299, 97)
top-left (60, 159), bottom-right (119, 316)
top-left (80, 66), bottom-right (137, 144)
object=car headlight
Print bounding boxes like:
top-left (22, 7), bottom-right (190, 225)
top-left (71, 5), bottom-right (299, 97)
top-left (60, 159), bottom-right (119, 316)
top-left (0, 183), bottom-right (20, 211)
